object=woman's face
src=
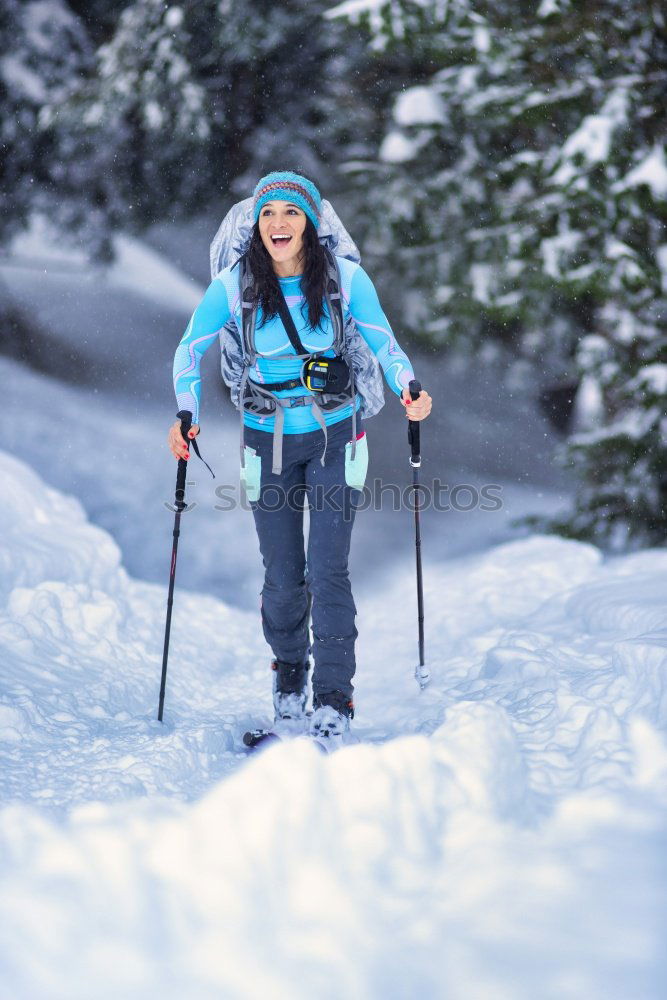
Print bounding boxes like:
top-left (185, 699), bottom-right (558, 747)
top-left (258, 200), bottom-right (307, 274)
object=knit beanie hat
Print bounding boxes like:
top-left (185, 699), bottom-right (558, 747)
top-left (253, 171), bottom-right (322, 229)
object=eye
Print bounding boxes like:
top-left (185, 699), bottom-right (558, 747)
top-left (261, 208), bottom-right (273, 216)
top-left (287, 209), bottom-right (298, 215)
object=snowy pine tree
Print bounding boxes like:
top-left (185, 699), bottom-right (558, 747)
top-left (44, 0), bottom-right (376, 243)
top-left (0, 0), bottom-right (91, 245)
top-left (334, 0), bottom-right (667, 548)
top-left (43, 0), bottom-right (211, 253)
top-left (64, 0), bottom-right (135, 47)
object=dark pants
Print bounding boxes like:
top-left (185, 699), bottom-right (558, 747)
top-left (244, 414), bottom-right (361, 702)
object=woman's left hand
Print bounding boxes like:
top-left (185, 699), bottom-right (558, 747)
top-left (401, 387), bottom-right (432, 421)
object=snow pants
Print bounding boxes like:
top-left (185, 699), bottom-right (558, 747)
top-left (244, 414), bottom-right (362, 702)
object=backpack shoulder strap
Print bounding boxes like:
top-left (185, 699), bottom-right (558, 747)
top-left (237, 253), bottom-right (257, 362)
top-left (323, 248), bottom-right (345, 355)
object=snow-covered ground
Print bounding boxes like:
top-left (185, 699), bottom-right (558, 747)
top-left (1, 451), bottom-right (665, 999)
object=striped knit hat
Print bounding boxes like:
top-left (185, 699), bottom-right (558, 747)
top-left (253, 171), bottom-right (321, 229)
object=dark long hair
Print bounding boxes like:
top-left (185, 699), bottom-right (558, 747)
top-left (246, 216), bottom-right (328, 330)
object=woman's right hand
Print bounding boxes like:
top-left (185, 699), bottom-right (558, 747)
top-left (167, 420), bottom-right (200, 461)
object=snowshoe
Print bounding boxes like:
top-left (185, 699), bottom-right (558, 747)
top-left (241, 657), bottom-right (311, 752)
top-left (243, 728), bottom-right (282, 750)
top-left (242, 711), bottom-right (312, 752)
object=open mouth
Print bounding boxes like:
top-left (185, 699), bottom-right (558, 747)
top-left (271, 234), bottom-right (293, 247)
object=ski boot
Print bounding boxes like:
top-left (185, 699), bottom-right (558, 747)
top-left (308, 691), bottom-right (354, 751)
top-left (271, 657), bottom-right (310, 725)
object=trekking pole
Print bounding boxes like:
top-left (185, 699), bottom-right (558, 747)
top-left (408, 379), bottom-right (429, 689)
top-left (158, 409), bottom-right (194, 722)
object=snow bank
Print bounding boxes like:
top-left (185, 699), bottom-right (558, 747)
top-left (1, 452), bottom-right (666, 998)
top-left (5, 211), bottom-right (203, 312)
top-left (3, 727), bottom-right (665, 1000)
top-left (0, 450), bottom-right (265, 813)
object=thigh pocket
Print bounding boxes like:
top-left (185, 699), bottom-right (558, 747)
top-left (344, 432), bottom-right (369, 491)
top-left (240, 445), bottom-right (262, 503)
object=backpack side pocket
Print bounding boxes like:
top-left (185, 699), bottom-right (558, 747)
top-left (344, 432), bottom-right (369, 492)
top-left (240, 445), bottom-right (262, 503)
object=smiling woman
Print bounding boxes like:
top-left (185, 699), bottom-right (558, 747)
top-left (259, 202), bottom-right (305, 262)
top-left (168, 169), bottom-right (432, 745)
top-left (259, 201), bottom-right (305, 265)
top-left (246, 174), bottom-right (333, 332)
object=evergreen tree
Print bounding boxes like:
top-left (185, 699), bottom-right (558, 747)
top-left (334, 0), bottom-right (667, 548)
top-left (3, 1), bottom-right (382, 254)
top-left (64, 0), bottom-right (134, 47)
top-left (0, 0), bottom-right (91, 245)
top-left (45, 0), bottom-right (382, 246)
top-left (42, 0), bottom-right (211, 256)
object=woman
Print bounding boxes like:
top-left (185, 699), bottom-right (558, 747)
top-left (168, 171), bottom-right (431, 743)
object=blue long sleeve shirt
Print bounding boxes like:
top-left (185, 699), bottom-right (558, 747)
top-left (173, 255), bottom-right (415, 433)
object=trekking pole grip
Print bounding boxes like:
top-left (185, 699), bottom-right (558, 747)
top-left (175, 409), bottom-right (193, 510)
top-left (407, 379), bottom-right (422, 467)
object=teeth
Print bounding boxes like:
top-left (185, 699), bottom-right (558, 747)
top-left (272, 234), bottom-right (291, 241)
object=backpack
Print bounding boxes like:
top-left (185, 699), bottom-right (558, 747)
top-left (209, 197), bottom-right (385, 475)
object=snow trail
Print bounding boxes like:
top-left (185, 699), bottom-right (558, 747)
top-left (1, 451), bottom-right (665, 998)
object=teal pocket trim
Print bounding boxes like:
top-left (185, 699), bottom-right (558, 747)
top-left (240, 445), bottom-right (262, 503)
top-left (345, 432), bottom-right (369, 491)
